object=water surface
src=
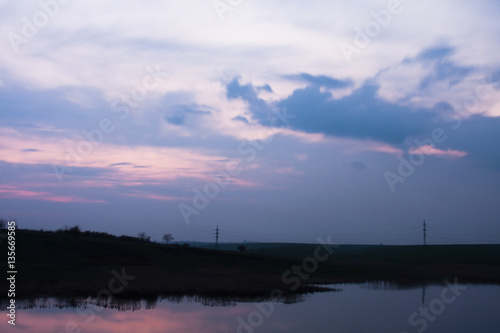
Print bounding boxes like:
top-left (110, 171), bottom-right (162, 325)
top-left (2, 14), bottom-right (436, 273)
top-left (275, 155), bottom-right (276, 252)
top-left (2, 283), bottom-right (499, 332)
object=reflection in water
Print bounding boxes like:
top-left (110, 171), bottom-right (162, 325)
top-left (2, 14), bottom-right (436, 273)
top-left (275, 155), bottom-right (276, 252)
top-left (1, 284), bottom-right (499, 333)
top-left (0, 293), bottom-right (308, 311)
top-left (360, 280), bottom-right (429, 290)
top-left (360, 280), bottom-right (430, 303)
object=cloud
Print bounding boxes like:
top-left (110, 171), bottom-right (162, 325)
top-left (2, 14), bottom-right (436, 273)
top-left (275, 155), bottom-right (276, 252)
top-left (0, 185), bottom-right (107, 204)
top-left (0, 84), bottom-right (103, 130)
top-left (376, 45), bottom-right (481, 108)
top-left (232, 115), bottom-right (250, 124)
top-left (0, 126), bottom-right (236, 185)
top-left (414, 46), bottom-right (474, 89)
top-left (109, 162), bottom-right (133, 167)
top-left (409, 145), bottom-right (468, 158)
top-left (1, 0), bottom-right (500, 242)
top-left (226, 77), bottom-right (275, 121)
top-left (415, 46), bottom-right (455, 61)
top-left (226, 74), bottom-right (443, 144)
top-left (164, 104), bottom-right (212, 126)
top-left (283, 73), bottom-right (353, 89)
top-left (122, 192), bottom-right (187, 201)
top-left (277, 83), bottom-right (434, 144)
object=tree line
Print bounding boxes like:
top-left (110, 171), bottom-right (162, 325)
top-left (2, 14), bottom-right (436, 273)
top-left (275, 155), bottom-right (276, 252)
top-left (0, 219), bottom-right (175, 245)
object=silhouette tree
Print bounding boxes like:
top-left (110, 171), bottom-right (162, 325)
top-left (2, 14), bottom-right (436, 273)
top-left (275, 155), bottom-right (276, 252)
top-left (162, 234), bottom-right (174, 244)
top-left (0, 218), bottom-right (6, 229)
top-left (137, 232), bottom-right (151, 242)
top-left (237, 245), bottom-right (247, 254)
top-left (68, 224), bottom-right (81, 236)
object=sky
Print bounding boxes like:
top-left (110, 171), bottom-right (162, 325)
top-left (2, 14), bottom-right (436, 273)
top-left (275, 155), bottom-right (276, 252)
top-left (1, 0), bottom-right (499, 244)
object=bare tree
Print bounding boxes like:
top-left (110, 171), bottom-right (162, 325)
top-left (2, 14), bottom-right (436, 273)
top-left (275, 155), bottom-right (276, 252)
top-left (162, 234), bottom-right (174, 244)
top-left (137, 232), bottom-right (151, 242)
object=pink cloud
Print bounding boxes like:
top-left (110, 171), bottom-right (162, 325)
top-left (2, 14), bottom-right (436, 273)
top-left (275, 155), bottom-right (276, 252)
top-left (408, 145), bottom-right (468, 158)
top-left (0, 127), bottom-right (238, 186)
top-left (369, 145), bottom-right (404, 155)
top-left (342, 138), bottom-right (403, 155)
top-left (0, 128), bottom-right (268, 196)
top-left (0, 185), bottom-right (107, 204)
top-left (122, 192), bottom-right (187, 201)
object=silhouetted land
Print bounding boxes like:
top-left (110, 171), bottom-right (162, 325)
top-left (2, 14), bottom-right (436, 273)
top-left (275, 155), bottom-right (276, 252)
top-left (1, 229), bottom-right (500, 302)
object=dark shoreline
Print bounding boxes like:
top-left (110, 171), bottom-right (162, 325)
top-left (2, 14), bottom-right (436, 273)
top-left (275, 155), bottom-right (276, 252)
top-left (1, 229), bottom-right (499, 302)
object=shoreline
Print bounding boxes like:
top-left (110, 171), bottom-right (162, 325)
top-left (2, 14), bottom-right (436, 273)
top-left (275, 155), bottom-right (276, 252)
top-left (1, 229), bottom-right (499, 301)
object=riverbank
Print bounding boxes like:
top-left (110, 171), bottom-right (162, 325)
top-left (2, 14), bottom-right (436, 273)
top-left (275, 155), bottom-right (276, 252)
top-left (1, 229), bottom-right (499, 300)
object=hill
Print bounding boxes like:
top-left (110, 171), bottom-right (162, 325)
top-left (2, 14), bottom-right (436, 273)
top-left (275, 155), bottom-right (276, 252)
top-left (2, 229), bottom-right (500, 301)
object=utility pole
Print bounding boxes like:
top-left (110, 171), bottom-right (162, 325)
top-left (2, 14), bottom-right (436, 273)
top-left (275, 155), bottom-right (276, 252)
top-left (215, 225), bottom-right (219, 249)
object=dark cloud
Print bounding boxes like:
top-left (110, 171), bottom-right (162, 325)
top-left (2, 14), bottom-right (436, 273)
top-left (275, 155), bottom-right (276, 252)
top-left (226, 78), bottom-right (274, 120)
top-left (164, 104), bottom-right (211, 126)
top-left (22, 148), bottom-right (41, 152)
top-left (232, 115), bottom-right (250, 124)
top-left (165, 114), bottom-right (184, 125)
top-left (227, 76), bottom-right (435, 144)
top-left (415, 46), bottom-right (454, 61)
top-left (278, 84), bottom-right (434, 144)
top-left (60, 166), bottom-right (111, 178)
top-left (109, 162), bottom-right (133, 167)
top-left (284, 73), bottom-right (353, 89)
top-left (259, 84), bottom-right (273, 93)
top-left (402, 46), bottom-right (474, 90)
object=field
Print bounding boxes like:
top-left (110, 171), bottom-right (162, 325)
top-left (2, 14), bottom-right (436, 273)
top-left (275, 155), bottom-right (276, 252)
top-left (209, 242), bottom-right (500, 265)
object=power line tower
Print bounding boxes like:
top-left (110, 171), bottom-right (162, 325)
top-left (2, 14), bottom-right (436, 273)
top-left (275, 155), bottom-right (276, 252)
top-left (215, 225), bottom-right (220, 249)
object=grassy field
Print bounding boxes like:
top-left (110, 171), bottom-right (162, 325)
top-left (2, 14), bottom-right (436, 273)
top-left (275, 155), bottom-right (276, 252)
top-left (2, 229), bottom-right (500, 301)
top-left (192, 241), bottom-right (500, 266)
top-left (220, 242), bottom-right (500, 265)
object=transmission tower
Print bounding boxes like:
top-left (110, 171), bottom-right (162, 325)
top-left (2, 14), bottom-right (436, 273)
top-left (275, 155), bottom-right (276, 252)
top-left (215, 225), bottom-right (220, 249)
top-left (422, 220), bottom-right (427, 261)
